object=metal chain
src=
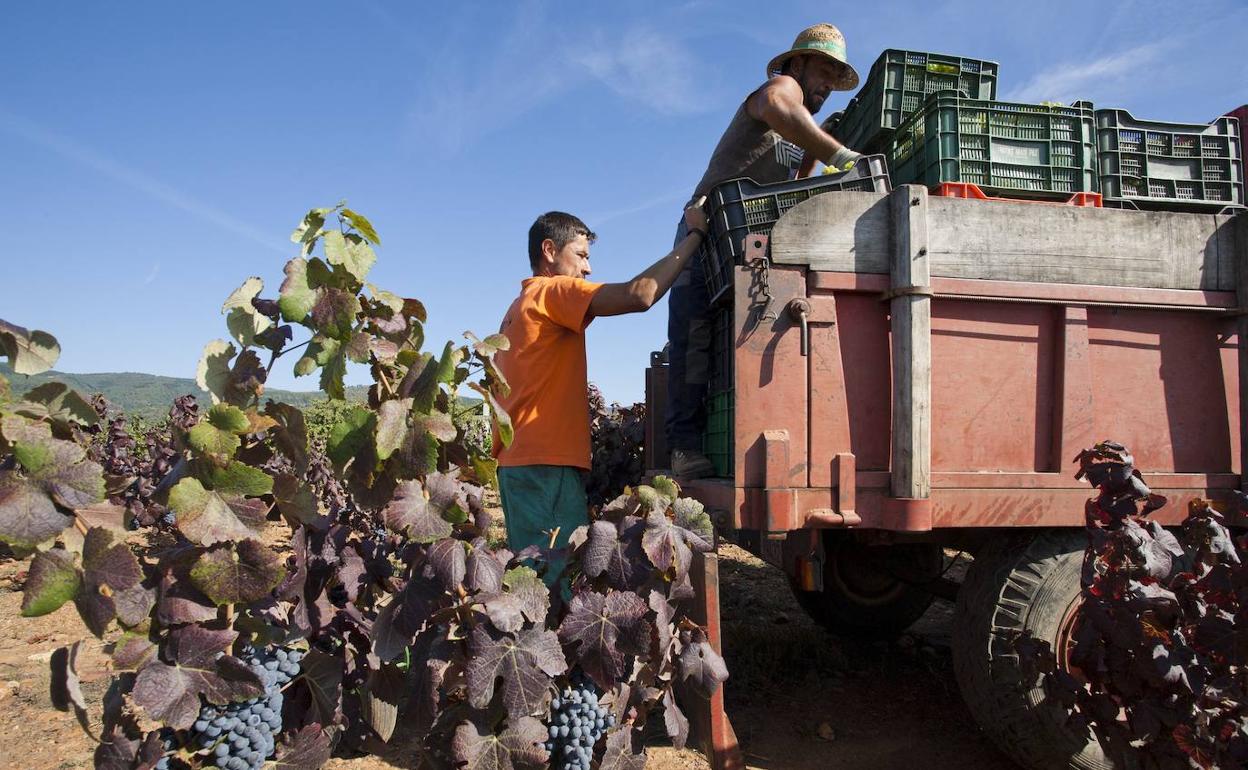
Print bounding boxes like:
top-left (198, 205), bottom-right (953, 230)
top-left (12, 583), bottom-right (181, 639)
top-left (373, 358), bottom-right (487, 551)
top-left (751, 253), bottom-right (777, 322)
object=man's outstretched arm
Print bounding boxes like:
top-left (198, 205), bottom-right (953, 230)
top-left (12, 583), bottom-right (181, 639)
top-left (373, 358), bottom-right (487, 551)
top-left (588, 198), bottom-right (708, 319)
top-left (749, 76), bottom-right (857, 168)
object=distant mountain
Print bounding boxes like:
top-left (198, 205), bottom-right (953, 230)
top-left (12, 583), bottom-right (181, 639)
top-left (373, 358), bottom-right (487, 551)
top-left (0, 362), bottom-right (368, 420)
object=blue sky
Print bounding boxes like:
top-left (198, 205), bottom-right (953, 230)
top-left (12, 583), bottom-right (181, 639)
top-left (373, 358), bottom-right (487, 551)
top-left (3, 1), bottom-right (1246, 404)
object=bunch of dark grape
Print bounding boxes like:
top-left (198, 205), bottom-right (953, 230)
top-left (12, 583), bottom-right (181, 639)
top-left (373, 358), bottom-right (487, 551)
top-left (186, 645), bottom-right (304, 769)
top-left (544, 673), bottom-right (615, 770)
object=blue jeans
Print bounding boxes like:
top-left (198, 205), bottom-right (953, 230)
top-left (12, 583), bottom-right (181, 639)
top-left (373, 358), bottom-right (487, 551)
top-left (665, 218), bottom-right (713, 452)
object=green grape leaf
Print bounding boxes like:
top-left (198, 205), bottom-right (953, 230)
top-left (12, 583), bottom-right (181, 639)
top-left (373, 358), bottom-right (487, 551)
top-left (0, 319), bottom-right (61, 375)
top-left (190, 539), bottom-right (285, 604)
top-left (465, 330), bottom-right (510, 357)
top-left (195, 339), bottom-right (237, 405)
top-left (374, 398), bottom-right (412, 461)
top-left (323, 230), bottom-right (376, 284)
top-left (293, 336), bottom-right (341, 377)
top-left (21, 547), bottom-right (81, 616)
top-left (342, 208), bottom-right (381, 245)
top-left (278, 258), bottom-right (318, 322)
top-left (290, 208), bottom-right (329, 255)
top-left (222, 277), bottom-right (273, 348)
top-left (167, 477), bottom-right (265, 545)
top-left (207, 403), bottom-right (250, 434)
top-left (319, 346), bottom-right (348, 401)
top-left (187, 421), bottom-right (241, 464)
top-left (273, 474), bottom-right (318, 524)
top-left (199, 460), bottom-right (274, 497)
top-left (327, 406), bottom-right (375, 469)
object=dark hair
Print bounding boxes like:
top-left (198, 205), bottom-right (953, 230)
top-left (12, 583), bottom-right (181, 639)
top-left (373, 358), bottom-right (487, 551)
top-left (528, 211), bottom-right (596, 271)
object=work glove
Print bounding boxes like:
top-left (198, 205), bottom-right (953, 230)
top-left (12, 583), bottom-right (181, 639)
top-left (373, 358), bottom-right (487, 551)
top-left (826, 147), bottom-right (863, 173)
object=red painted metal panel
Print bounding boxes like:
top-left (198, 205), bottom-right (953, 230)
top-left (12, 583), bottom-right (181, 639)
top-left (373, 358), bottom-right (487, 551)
top-left (731, 265), bottom-right (809, 489)
top-left (1086, 307), bottom-right (1239, 472)
top-left (821, 292), bottom-right (892, 470)
top-left (929, 301), bottom-right (1058, 472)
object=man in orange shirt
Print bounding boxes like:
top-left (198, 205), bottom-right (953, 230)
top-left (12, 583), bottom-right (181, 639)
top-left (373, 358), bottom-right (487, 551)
top-left (494, 200), bottom-right (708, 571)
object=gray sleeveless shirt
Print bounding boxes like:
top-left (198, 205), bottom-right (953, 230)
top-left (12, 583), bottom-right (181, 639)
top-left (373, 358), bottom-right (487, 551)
top-left (689, 92), bottom-right (804, 204)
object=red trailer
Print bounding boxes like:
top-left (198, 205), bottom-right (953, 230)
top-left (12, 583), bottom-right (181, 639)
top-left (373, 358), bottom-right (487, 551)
top-left (650, 187), bottom-right (1248, 770)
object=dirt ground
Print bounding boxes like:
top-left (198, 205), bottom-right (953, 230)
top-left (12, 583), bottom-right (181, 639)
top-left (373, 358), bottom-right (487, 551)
top-left (0, 539), bottom-right (1013, 770)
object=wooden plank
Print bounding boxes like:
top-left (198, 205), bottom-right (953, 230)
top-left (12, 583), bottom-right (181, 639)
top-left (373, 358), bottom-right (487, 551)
top-left (769, 191), bottom-right (890, 273)
top-left (890, 185), bottom-right (931, 499)
top-left (1052, 306), bottom-right (1094, 470)
top-left (769, 191), bottom-right (1236, 291)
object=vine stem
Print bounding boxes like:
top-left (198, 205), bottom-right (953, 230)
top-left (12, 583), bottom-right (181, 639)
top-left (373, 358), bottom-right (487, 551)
top-left (73, 516), bottom-right (89, 536)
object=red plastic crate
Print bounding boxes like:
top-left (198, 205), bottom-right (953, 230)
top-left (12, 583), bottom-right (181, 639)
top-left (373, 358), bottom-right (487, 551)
top-left (934, 182), bottom-right (1102, 207)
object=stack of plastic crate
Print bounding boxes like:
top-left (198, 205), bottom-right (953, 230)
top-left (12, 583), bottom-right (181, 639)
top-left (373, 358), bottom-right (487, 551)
top-left (702, 308), bottom-right (734, 478)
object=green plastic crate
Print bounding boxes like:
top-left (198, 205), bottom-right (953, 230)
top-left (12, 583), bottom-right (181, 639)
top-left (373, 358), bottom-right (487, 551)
top-left (703, 390), bottom-right (733, 479)
top-left (832, 49), bottom-right (999, 153)
top-left (888, 94), bottom-right (1098, 197)
top-left (1096, 108), bottom-right (1243, 210)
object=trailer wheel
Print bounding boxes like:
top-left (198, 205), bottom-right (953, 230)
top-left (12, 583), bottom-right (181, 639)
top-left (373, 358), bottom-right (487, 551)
top-left (953, 530), bottom-right (1116, 770)
top-left (790, 534), bottom-right (941, 639)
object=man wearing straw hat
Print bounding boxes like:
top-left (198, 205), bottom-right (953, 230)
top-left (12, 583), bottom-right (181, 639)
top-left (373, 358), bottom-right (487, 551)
top-left (666, 23), bottom-right (863, 479)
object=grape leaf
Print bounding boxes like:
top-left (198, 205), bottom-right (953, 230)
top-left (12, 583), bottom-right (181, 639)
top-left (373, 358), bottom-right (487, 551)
top-left (502, 565), bottom-right (549, 625)
top-left (465, 624), bottom-right (567, 718)
top-left (662, 687), bottom-right (689, 750)
top-left (0, 319), bottom-right (61, 375)
top-left (16, 382), bottom-right (99, 428)
top-left (360, 662), bottom-right (404, 743)
top-left (327, 405), bottom-right (375, 469)
top-left (310, 287), bottom-right (361, 339)
top-left (466, 545), bottom-right (505, 594)
top-left (375, 398), bottom-right (412, 461)
top-left (427, 537), bottom-right (467, 591)
top-left (222, 277), bottom-right (273, 348)
top-left (266, 402), bottom-right (309, 474)
top-left (75, 527), bottom-right (149, 636)
top-left (21, 547), bottom-right (80, 616)
top-left (272, 725), bottom-right (333, 769)
top-left (451, 716), bottom-right (548, 770)
top-left (676, 626), bottom-right (729, 695)
top-left (199, 460), bottom-right (274, 497)
top-left (0, 472), bottom-right (74, 552)
top-left (382, 479), bottom-right (453, 543)
top-left (195, 339), bottom-right (236, 405)
top-left (110, 630), bottom-right (157, 671)
top-left (672, 496), bottom-right (714, 546)
top-left (557, 590), bottom-right (649, 690)
top-left (300, 648), bottom-right (344, 727)
top-left (190, 539), bottom-right (285, 604)
top-left (279, 257), bottom-right (318, 322)
top-left (167, 477), bottom-right (265, 545)
top-left (642, 510), bottom-right (709, 580)
top-left (131, 626), bottom-right (263, 729)
top-left (50, 642), bottom-right (94, 738)
top-left (342, 208), bottom-right (381, 245)
top-left (599, 728), bottom-right (647, 770)
top-left (583, 517), bottom-right (648, 590)
top-left (156, 569), bottom-right (218, 625)
top-left (372, 579), bottom-right (442, 662)
top-left (290, 208), bottom-right (329, 253)
top-left (324, 230), bottom-right (376, 284)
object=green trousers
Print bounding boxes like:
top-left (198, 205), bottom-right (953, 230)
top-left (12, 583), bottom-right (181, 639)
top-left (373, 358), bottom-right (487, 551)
top-left (497, 465), bottom-right (588, 585)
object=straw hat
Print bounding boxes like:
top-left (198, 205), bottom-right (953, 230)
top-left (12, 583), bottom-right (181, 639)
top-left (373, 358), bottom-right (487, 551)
top-left (767, 23), bottom-right (859, 91)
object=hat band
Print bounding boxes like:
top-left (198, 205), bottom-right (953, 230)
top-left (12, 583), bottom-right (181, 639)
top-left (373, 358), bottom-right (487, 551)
top-left (793, 39), bottom-right (846, 60)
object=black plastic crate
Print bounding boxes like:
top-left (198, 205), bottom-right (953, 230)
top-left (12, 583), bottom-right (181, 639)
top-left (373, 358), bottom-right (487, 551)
top-left (702, 155), bottom-right (891, 304)
top-left (707, 308), bottom-right (733, 394)
top-left (834, 49), bottom-right (999, 153)
top-left (1096, 109), bottom-right (1243, 210)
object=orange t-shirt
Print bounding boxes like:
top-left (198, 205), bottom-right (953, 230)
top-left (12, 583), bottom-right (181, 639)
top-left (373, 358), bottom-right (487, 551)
top-left (493, 275), bottom-right (604, 469)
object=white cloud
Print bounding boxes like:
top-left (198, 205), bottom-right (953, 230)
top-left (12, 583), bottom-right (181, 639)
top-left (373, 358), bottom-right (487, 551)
top-left (570, 28), bottom-right (713, 116)
top-left (1003, 41), bottom-right (1171, 104)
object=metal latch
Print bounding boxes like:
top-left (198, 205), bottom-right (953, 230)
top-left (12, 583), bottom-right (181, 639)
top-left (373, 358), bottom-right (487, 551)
top-left (786, 298), bottom-right (811, 356)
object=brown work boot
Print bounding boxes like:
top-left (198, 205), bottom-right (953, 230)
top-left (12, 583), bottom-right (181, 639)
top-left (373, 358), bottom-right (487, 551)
top-left (671, 449), bottom-right (716, 479)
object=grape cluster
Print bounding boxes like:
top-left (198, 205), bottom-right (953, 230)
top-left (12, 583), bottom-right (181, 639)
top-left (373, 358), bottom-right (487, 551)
top-left (187, 645), bottom-right (303, 769)
top-left (544, 674), bottom-right (615, 770)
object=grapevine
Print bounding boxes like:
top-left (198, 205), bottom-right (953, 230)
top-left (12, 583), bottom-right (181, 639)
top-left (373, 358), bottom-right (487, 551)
top-left (0, 204), bottom-right (727, 769)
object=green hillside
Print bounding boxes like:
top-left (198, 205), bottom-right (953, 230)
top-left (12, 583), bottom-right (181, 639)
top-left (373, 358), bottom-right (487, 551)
top-left (0, 362), bottom-right (368, 420)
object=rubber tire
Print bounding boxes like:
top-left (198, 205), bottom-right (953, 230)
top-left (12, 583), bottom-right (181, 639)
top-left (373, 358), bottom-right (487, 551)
top-left (790, 536), bottom-right (940, 639)
top-left (953, 530), bottom-right (1116, 770)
